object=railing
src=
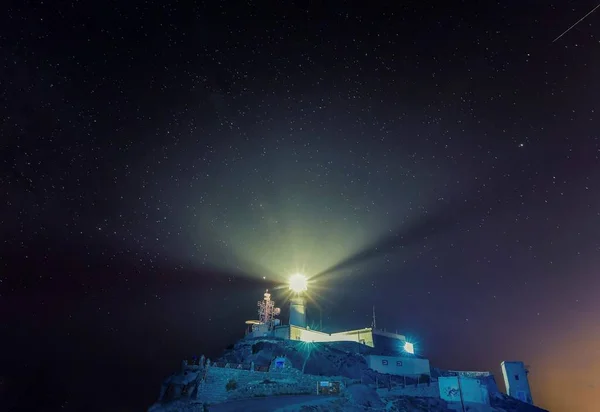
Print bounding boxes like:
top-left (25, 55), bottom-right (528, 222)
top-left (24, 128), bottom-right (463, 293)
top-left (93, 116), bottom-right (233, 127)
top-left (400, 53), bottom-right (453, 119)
top-left (199, 362), bottom-right (270, 372)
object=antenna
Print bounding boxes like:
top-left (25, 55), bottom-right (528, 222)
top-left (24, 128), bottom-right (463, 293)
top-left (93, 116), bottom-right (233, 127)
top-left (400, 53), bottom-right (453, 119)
top-left (257, 289), bottom-right (280, 330)
top-left (372, 305), bottom-right (377, 330)
top-left (320, 307), bottom-right (323, 331)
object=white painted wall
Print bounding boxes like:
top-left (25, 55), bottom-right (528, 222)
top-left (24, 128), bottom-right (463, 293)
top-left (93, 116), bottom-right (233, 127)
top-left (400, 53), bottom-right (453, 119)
top-left (287, 326), bottom-right (376, 347)
top-left (331, 328), bottom-right (374, 347)
top-left (273, 326), bottom-right (290, 339)
top-left (249, 323), bottom-right (271, 338)
top-left (501, 361), bottom-right (533, 404)
top-left (438, 375), bottom-right (490, 405)
top-left (366, 355), bottom-right (430, 377)
top-left (439, 376), bottom-right (461, 402)
top-left (460, 377), bottom-right (489, 405)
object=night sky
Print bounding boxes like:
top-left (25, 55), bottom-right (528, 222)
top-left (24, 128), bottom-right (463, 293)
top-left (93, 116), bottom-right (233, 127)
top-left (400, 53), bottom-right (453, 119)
top-left (1, 1), bottom-right (599, 411)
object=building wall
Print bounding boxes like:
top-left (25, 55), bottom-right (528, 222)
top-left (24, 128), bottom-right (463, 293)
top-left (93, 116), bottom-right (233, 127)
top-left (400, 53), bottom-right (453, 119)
top-left (460, 377), bottom-right (490, 405)
top-left (290, 325), bottom-right (303, 340)
top-left (376, 382), bottom-right (439, 398)
top-left (297, 327), bottom-right (333, 342)
top-left (289, 297), bottom-right (307, 328)
top-left (248, 323), bottom-right (271, 338)
top-left (286, 325), bottom-right (376, 347)
top-left (501, 361), bottom-right (533, 404)
top-left (275, 325), bottom-right (408, 357)
top-left (439, 376), bottom-right (461, 403)
top-left (273, 325), bottom-right (290, 339)
top-left (330, 328), bottom-right (374, 347)
top-left (438, 376), bottom-right (490, 406)
top-left (372, 329), bottom-right (406, 341)
top-left (196, 365), bottom-right (348, 404)
top-left (271, 324), bottom-right (409, 357)
top-left (366, 355), bottom-right (430, 377)
top-left (371, 331), bottom-right (407, 355)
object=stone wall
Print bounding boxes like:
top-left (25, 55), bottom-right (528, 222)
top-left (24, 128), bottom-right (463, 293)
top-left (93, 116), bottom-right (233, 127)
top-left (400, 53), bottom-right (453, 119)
top-left (377, 382), bottom-right (440, 398)
top-left (198, 365), bottom-right (348, 404)
top-left (155, 355), bottom-right (350, 407)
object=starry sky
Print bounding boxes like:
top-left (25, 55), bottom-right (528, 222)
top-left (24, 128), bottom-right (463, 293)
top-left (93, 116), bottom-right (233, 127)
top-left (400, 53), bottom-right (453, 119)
top-left (1, 1), bottom-right (599, 411)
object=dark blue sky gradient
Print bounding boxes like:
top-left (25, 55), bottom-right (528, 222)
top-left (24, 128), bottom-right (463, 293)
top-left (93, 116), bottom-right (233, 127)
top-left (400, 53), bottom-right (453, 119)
top-left (1, 2), bottom-right (599, 411)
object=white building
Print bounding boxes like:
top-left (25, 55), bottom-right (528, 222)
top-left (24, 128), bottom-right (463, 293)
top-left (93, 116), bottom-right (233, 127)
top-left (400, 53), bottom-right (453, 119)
top-left (246, 289), bottom-right (416, 358)
top-left (366, 354), bottom-right (430, 377)
top-left (501, 361), bottom-right (533, 404)
top-left (439, 374), bottom-right (491, 407)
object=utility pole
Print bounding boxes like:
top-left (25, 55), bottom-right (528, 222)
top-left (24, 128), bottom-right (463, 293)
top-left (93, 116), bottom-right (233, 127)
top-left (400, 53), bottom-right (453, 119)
top-left (456, 374), bottom-right (466, 412)
top-left (372, 306), bottom-right (377, 330)
top-left (320, 307), bottom-right (323, 331)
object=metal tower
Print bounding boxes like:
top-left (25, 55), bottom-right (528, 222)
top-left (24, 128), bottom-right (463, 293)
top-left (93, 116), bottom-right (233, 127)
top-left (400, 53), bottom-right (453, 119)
top-left (257, 289), bottom-right (280, 330)
top-left (372, 305), bottom-right (377, 330)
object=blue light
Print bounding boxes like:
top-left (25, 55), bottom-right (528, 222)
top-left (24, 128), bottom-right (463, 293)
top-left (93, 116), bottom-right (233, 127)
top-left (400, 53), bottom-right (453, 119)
top-left (403, 341), bottom-right (414, 354)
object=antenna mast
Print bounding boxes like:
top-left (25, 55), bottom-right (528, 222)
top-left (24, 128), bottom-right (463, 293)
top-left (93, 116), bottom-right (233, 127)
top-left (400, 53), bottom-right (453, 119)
top-left (372, 305), bottom-right (377, 330)
top-left (257, 289), bottom-right (280, 330)
top-left (320, 307), bottom-right (323, 331)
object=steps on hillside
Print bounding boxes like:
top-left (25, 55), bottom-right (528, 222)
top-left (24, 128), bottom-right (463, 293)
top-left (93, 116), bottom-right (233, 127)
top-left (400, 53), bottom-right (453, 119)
top-left (196, 374), bottom-right (231, 403)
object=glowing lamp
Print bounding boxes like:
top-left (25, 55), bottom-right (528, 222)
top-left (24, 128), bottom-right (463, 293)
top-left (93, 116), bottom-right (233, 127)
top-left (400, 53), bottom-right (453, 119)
top-left (289, 274), bottom-right (308, 293)
top-left (403, 341), bottom-right (414, 354)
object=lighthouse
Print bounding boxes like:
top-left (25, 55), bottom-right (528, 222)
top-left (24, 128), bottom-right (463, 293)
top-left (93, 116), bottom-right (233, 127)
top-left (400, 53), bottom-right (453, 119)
top-left (288, 274), bottom-right (308, 328)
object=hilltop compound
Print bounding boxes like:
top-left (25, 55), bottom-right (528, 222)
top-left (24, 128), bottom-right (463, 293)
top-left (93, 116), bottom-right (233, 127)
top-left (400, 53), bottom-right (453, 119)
top-left (149, 288), bottom-right (544, 412)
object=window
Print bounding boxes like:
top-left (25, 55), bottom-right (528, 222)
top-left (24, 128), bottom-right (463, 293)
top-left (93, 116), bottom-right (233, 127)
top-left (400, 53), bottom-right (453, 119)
top-left (515, 375), bottom-right (520, 381)
top-left (382, 359), bottom-right (388, 365)
top-left (396, 361), bottom-right (403, 367)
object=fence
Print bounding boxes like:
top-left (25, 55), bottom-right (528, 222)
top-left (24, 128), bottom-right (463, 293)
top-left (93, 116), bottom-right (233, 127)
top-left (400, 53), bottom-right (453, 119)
top-left (183, 358), bottom-right (270, 374)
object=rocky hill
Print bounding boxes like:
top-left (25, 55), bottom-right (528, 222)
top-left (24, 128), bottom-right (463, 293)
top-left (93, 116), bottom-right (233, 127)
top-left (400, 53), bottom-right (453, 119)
top-left (148, 337), bottom-right (548, 412)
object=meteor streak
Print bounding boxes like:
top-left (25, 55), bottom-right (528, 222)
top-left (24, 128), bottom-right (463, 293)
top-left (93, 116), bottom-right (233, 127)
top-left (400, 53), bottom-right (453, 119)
top-left (552, 3), bottom-right (600, 43)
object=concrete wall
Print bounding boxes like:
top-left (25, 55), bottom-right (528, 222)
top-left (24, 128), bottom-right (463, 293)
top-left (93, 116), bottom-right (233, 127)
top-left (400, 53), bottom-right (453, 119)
top-left (377, 382), bottom-right (439, 398)
top-left (438, 376), bottom-right (490, 406)
top-left (501, 361), bottom-right (533, 404)
top-left (366, 355), bottom-right (430, 377)
top-left (372, 330), bottom-right (406, 341)
top-left (248, 323), bottom-right (271, 338)
top-left (273, 325), bottom-right (290, 339)
top-left (460, 376), bottom-right (490, 405)
top-left (272, 325), bottom-right (408, 357)
top-left (286, 325), bottom-right (376, 347)
top-left (330, 328), bottom-right (374, 347)
top-left (290, 325), bottom-right (302, 340)
top-left (295, 326), bottom-right (329, 342)
top-left (439, 377), bottom-right (461, 403)
top-left (197, 364), bottom-right (347, 404)
top-left (371, 331), bottom-right (407, 355)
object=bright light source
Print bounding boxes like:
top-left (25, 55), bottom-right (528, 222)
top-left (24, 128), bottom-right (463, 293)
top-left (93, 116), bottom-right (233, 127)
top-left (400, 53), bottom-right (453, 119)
top-left (289, 274), bottom-right (308, 293)
top-left (403, 341), bottom-right (414, 354)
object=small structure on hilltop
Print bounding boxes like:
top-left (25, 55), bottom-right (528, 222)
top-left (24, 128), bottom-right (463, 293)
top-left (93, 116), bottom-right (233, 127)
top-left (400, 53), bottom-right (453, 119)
top-left (501, 361), bottom-right (534, 404)
top-left (437, 370), bottom-right (500, 409)
top-left (365, 354), bottom-right (430, 377)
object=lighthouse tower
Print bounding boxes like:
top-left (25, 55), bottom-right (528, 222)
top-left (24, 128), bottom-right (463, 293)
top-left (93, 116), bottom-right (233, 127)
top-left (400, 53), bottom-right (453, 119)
top-left (288, 274), bottom-right (308, 328)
